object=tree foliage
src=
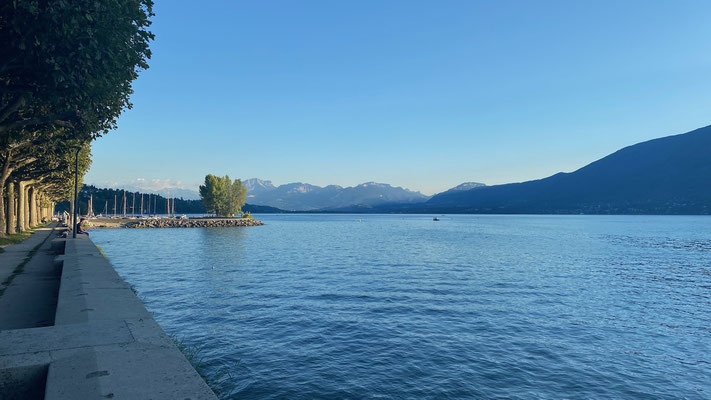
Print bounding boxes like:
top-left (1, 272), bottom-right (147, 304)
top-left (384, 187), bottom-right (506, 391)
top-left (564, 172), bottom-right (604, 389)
top-left (199, 175), bottom-right (247, 217)
top-left (1, 0), bottom-right (154, 235)
top-left (0, 0), bottom-right (154, 140)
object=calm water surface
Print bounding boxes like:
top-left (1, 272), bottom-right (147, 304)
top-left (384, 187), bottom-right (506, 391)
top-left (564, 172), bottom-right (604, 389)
top-left (91, 215), bottom-right (711, 399)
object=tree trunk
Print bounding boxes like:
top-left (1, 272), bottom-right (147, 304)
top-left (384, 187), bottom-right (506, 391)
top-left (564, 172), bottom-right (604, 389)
top-left (42, 196), bottom-right (48, 222)
top-left (36, 191), bottom-right (41, 223)
top-left (23, 185), bottom-right (30, 231)
top-left (0, 156), bottom-right (10, 237)
top-left (29, 187), bottom-right (37, 227)
top-left (39, 192), bottom-right (45, 222)
top-left (6, 181), bottom-right (15, 234)
top-left (17, 181), bottom-right (25, 232)
top-left (38, 191), bottom-right (43, 222)
top-left (38, 193), bottom-right (43, 221)
top-left (0, 184), bottom-right (5, 237)
top-left (23, 184), bottom-right (30, 231)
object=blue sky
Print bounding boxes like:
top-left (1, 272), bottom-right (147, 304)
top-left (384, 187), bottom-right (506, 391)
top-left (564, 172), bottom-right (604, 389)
top-left (86, 0), bottom-right (711, 195)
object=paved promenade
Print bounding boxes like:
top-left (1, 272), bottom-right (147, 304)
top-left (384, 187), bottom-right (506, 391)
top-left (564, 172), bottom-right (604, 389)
top-left (0, 224), bottom-right (61, 330)
top-left (0, 224), bottom-right (59, 296)
top-left (0, 228), bottom-right (217, 399)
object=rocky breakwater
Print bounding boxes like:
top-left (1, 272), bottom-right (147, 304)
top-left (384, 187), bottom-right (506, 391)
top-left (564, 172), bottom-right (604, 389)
top-left (124, 217), bottom-right (264, 228)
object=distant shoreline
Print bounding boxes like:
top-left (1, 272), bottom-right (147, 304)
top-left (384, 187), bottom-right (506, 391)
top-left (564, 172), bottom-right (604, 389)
top-left (83, 217), bottom-right (264, 229)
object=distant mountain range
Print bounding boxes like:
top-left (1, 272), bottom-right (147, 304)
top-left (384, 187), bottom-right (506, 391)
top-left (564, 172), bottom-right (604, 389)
top-left (91, 177), bottom-right (439, 212)
top-left (243, 179), bottom-right (430, 211)
top-left (90, 125), bottom-right (711, 215)
top-left (435, 182), bottom-right (487, 196)
top-left (356, 125), bottom-right (711, 214)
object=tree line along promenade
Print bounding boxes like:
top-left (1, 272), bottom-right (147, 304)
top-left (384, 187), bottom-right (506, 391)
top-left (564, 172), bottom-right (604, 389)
top-left (1, 0), bottom-right (153, 241)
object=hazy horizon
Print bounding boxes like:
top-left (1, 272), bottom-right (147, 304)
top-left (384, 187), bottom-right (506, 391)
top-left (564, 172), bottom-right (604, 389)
top-left (88, 123), bottom-right (710, 197)
top-left (88, 176), bottom-right (465, 198)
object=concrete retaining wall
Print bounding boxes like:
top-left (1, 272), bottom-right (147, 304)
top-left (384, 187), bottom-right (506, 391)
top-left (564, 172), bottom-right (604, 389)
top-left (0, 236), bottom-right (217, 399)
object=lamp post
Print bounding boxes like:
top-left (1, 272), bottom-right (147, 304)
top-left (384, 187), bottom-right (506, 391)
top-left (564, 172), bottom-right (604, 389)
top-left (72, 146), bottom-right (81, 238)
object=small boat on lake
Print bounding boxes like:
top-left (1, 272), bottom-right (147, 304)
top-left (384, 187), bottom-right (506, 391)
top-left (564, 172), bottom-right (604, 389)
top-left (433, 217), bottom-right (440, 221)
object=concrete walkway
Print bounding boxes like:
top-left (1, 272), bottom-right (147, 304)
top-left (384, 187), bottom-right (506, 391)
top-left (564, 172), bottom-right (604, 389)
top-left (0, 224), bottom-right (62, 330)
top-left (0, 224), bottom-right (60, 296)
top-left (0, 234), bottom-right (217, 399)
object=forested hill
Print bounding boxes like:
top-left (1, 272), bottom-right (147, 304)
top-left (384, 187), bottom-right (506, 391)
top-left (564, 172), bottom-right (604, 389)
top-left (55, 185), bottom-right (284, 215)
top-left (424, 125), bottom-right (711, 214)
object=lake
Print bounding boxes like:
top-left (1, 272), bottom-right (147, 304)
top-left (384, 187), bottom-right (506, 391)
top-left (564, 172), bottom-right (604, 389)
top-left (90, 214), bottom-right (711, 399)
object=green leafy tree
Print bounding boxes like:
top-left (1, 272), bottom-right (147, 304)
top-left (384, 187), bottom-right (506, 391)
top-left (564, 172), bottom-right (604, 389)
top-left (1, 0), bottom-right (154, 235)
top-left (199, 174), bottom-right (224, 216)
top-left (0, 0), bottom-right (154, 137)
top-left (225, 177), bottom-right (247, 216)
top-left (199, 175), bottom-right (247, 217)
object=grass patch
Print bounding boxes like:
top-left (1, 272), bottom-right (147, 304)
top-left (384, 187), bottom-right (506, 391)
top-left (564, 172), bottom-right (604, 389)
top-left (0, 222), bottom-right (52, 248)
top-left (0, 226), bottom-right (56, 297)
top-left (169, 334), bottom-right (241, 399)
top-left (0, 231), bottom-right (32, 247)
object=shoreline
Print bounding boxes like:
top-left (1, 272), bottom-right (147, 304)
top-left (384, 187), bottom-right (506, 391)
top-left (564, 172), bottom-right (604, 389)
top-left (83, 216), bottom-right (264, 229)
top-left (0, 229), bottom-right (217, 399)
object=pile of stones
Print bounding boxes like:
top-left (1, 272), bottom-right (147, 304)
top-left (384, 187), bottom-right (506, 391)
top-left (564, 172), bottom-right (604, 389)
top-left (123, 218), bottom-right (264, 229)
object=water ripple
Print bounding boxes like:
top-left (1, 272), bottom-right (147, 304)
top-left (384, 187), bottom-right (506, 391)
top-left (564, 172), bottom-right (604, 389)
top-left (92, 215), bottom-right (711, 399)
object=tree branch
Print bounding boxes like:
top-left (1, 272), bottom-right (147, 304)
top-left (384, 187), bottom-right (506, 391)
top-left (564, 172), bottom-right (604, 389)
top-left (8, 140), bottom-right (36, 151)
top-left (1, 150), bottom-right (12, 182)
top-left (0, 93), bottom-right (27, 124)
top-left (14, 157), bottom-right (37, 169)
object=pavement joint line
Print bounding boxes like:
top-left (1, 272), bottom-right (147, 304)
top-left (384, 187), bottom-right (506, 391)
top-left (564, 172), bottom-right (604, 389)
top-left (1, 235), bottom-right (217, 399)
top-left (123, 320), bottom-right (140, 344)
top-left (60, 339), bottom-right (176, 353)
top-left (2, 337), bottom-right (137, 357)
